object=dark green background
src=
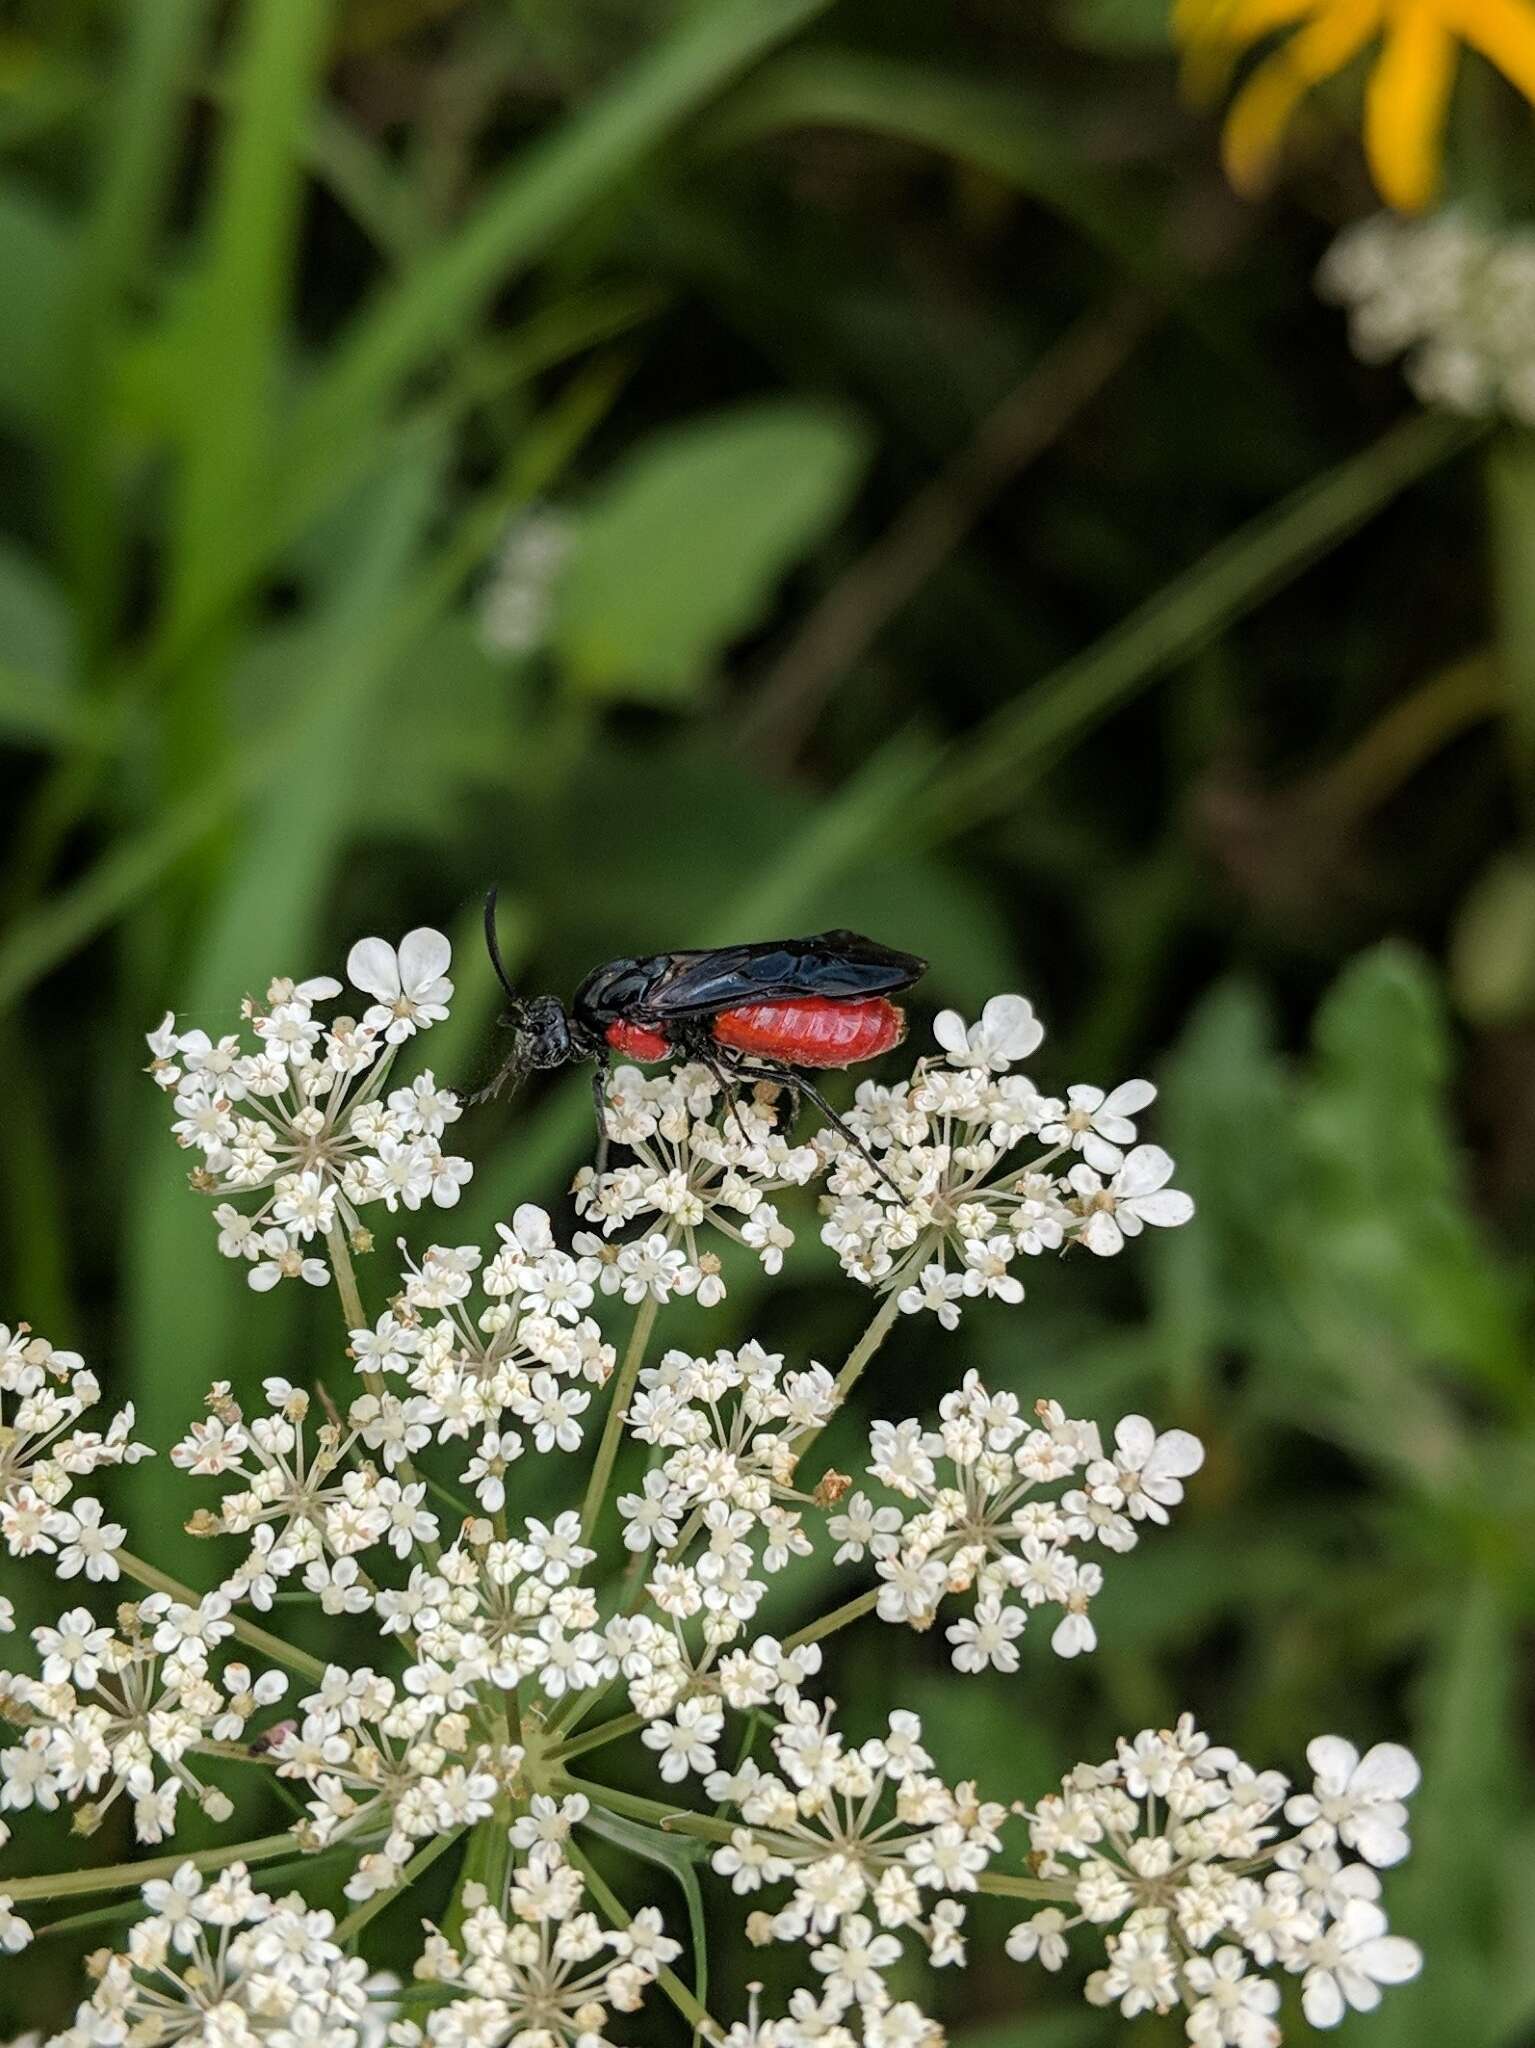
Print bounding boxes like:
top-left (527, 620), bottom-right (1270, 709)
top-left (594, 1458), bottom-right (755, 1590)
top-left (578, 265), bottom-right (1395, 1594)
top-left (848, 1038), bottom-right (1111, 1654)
top-left (1, 2), bottom-right (1531, 2040)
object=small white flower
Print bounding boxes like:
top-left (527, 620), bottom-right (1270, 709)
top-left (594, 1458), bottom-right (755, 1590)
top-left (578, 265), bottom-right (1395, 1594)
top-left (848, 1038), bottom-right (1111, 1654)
top-left (346, 926), bottom-right (453, 1041)
top-left (1300, 1896), bottom-right (1423, 2026)
top-left (933, 993), bottom-right (1043, 1071)
top-left (1072, 1145), bottom-right (1194, 1257)
top-left (1285, 1736), bottom-right (1420, 1866)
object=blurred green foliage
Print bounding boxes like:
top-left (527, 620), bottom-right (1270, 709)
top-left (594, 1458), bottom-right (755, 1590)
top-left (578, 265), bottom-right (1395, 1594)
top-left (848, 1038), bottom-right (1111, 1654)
top-left (1, 0), bottom-right (1532, 2040)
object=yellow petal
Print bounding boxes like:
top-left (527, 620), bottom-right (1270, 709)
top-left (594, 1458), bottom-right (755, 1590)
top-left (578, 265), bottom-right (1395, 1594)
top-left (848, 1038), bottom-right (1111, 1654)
top-left (1222, 0), bottom-right (1381, 193)
top-left (1453, 0), bottom-right (1535, 104)
top-left (1364, 5), bottom-right (1459, 209)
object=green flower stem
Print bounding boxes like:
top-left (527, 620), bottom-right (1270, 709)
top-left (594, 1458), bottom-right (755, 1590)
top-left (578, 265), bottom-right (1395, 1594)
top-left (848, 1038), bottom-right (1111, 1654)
top-left (556, 1774), bottom-right (737, 1846)
top-left (973, 1870), bottom-right (1071, 1903)
top-left (118, 1549), bottom-right (327, 1682)
top-left (550, 1708), bottom-right (645, 1765)
top-left (784, 1585), bottom-right (879, 1650)
top-left (565, 1840), bottom-right (720, 2041)
top-left (789, 1286), bottom-right (902, 1465)
top-left (554, 1295), bottom-right (896, 1758)
top-left (335, 1825), bottom-right (465, 1948)
top-left (580, 1292), bottom-right (661, 1549)
top-left (326, 1220), bottom-right (440, 1566)
top-left (552, 1586), bottom-right (878, 1768)
top-left (560, 1775), bottom-right (1066, 1905)
top-left (4, 1830), bottom-right (299, 1905)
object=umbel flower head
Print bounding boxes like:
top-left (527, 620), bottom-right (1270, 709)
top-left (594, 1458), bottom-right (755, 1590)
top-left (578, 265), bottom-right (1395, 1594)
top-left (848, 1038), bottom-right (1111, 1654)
top-left (1318, 209), bottom-right (1535, 422)
top-left (0, 917), bottom-right (1424, 2048)
top-left (1007, 1717), bottom-right (1422, 2044)
top-left (818, 993), bottom-right (1192, 1322)
top-left (145, 927), bottom-right (471, 1291)
top-left (1174, 0), bottom-right (1535, 213)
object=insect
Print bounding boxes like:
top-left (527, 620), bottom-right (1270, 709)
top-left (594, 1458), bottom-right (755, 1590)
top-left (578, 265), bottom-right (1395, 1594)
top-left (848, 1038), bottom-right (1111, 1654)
top-left (472, 890), bottom-right (925, 1178)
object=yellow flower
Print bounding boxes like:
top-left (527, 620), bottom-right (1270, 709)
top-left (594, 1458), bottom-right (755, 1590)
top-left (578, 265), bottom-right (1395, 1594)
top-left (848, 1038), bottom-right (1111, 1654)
top-left (1174, 0), bottom-right (1535, 211)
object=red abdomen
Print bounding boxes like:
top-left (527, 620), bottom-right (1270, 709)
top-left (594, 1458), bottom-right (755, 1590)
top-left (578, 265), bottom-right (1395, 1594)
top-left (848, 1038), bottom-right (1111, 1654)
top-left (712, 997), bottom-right (905, 1069)
top-left (606, 1019), bottom-right (672, 1062)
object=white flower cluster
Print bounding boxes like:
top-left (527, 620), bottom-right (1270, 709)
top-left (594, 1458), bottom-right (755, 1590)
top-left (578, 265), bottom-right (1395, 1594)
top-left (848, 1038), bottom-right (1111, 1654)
top-left (403, 1838), bottom-right (680, 2048)
top-left (709, 1702), bottom-right (1000, 2045)
top-left (1318, 210), bottom-right (1535, 423)
top-left (145, 929), bottom-right (471, 1290)
top-left (1007, 1719), bottom-right (1422, 2043)
top-left (353, 1211), bottom-right (615, 1490)
top-left (818, 995), bottom-right (1193, 1321)
top-left (44, 1859), bottom-right (390, 2047)
top-left (0, 931), bottom-right (1422, 2048)
top-left (479, 505), bottom-right (577, 657)
top-left (620, 1338), bottom-right (835, 1570)
top-left (834, 1372), bottom-right (1202, 1665)
top-left (1, 1596), bottom-right (282, 1851)
top-left (0, 1322), bottom-right (146, 1580)
top-left (265, 1656), bottom-right (524, 1903)
top-left (573, 1062), bottom-right (823, 1305)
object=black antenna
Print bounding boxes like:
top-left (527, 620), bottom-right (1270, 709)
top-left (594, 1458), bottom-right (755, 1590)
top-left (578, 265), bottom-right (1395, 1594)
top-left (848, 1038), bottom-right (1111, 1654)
top-left (483, 887), bottom-right (521, 1011)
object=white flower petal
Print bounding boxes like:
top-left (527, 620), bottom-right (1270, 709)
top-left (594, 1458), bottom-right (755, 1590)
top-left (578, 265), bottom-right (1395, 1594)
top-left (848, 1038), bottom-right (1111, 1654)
top-left (1351, 1741), bottom-right (1421, 1802)
top-left (1113, 1415), bottom-right (1157, 1467)
top-left (1144, 1428), bottom-right (1204, 1482)
top-left (1307, 1734), bottom-right (1360, 1792)
top-left (1102, 1078), bottom-right (1156, 1117)
top-left (1355, 1936), bottom-right (1422, 1987)
top-left (1129, 1190), bottom-right (1195, 1228)
top-left (932, 1009), bottom-right (969, 1056)
top-left (1114, 1145), bottom-right (1174, 1198)
top-left (1079, 1212), bottom-right (1124, 1258)
top-left (347, 936), bottom-right (402, 1002)
top-left (1347, 1809), bottom-right (1411, 1867)
top-left (397, 927), bottom-right (452, 994)
top-left (1302, 1972), bottom-right (1346, 2028)
top-left (981, 993), bottom-right (1043, 1061)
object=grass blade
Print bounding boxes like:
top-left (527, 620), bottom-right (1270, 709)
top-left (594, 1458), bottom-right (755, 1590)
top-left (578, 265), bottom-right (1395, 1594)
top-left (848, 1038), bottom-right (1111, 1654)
top-left (916, 411), bottom-right (1478, 841)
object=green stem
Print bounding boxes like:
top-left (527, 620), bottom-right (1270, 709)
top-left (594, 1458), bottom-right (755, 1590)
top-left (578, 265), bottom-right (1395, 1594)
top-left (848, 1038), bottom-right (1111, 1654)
top-left (4, 1830), bottom-right (298, 1905)
top-left (918, 409), bottom-right (1480, 840)
top-left (335, 1826), bottom-right (465, 1947)
top-left (553, 1588), bottom-right (875, 1768)
top-left (565, 1840), bottom-right (720, 2040)
top-left (790, 1287), bottom-right (903, 1465)
top-left (561, 1775), bottom-right (1067, 1904)
top-left (326, 1221), bottom-right (441, 1566)
top-left (784, 1585), bottom-right (878, 1651)
top-left (118, 1550), bottom-right (326, 1681)
top-left (551, 1709), bottom-right (645, 1765)
top-left (579, 1293), bottom-right (660, 1548)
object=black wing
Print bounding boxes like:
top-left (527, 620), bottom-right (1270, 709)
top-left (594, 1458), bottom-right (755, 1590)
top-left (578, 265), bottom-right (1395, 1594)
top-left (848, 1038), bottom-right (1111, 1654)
top-left (640, 931), bottom-right (926, 1021)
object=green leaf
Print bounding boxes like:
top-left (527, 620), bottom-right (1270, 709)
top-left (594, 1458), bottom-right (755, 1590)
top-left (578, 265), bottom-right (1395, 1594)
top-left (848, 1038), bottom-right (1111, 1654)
top-left (0, 178), bottom-right (71, 431)
top-left (705, 50), bottom-right (1150, 274)
top-left (581, 1805), bottom-right (712, 2017)
top-left (553, 401), bottom-right (870, 703)
top-left (167, 0), bottom-right (335, 634)
top-left (1294, 945), bottom-right (1527, 1402)
top-left (1367, 1579), bottom-right (1517, 2048)
top-left (1151, 978), bottom-right (1297, 1395)
top-left (0, 542), bottom-right (80, 749)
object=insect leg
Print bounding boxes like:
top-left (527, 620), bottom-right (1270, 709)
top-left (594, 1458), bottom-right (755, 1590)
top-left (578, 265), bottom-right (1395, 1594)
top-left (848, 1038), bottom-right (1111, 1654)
top-left (468, 1042), bottom-right (527, 1107)
top-left (698, 1041), bottom-right (759, 1154)
top-left (729, 1060), bottom-right (902, 1196)
top-left (592, 1058), bottom-right (613, 1172)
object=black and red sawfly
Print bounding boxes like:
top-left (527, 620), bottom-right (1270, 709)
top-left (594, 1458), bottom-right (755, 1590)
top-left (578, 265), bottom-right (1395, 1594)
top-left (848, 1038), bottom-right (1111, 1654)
top-left (471, 889), bottom-right (926, 1181)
